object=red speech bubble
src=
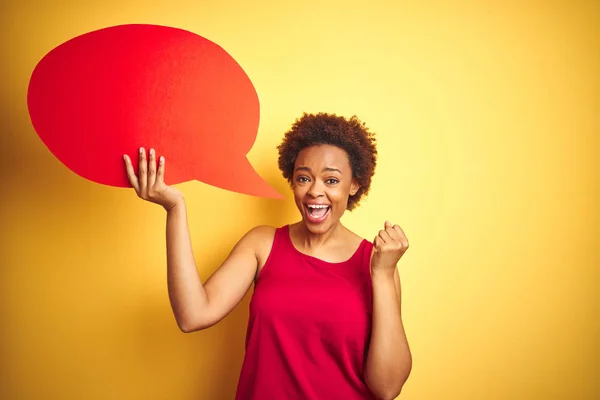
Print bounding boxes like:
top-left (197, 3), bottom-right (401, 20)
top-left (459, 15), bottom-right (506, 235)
top-left (27, 24), bottom-right (283, 199)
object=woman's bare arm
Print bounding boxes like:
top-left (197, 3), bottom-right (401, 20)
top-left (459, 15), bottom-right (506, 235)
top-left (124, 148), bottom-right (272, 333)
top-left (365, 267), bottom-right (412, 399)
top-left (364, 222), bottom-right (412, 399)
top-left (166, 202), bottom-right (272, 332)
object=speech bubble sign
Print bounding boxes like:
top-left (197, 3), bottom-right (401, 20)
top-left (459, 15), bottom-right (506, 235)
top-left (27, 24), bottom-right (283, 199)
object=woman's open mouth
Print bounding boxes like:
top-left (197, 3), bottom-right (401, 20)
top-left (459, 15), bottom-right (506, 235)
top-left (304, 203), bottom-right (331, 224)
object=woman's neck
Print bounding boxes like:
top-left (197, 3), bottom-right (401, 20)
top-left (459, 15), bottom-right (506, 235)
top-left (293, 221), bottom-right (347, 251)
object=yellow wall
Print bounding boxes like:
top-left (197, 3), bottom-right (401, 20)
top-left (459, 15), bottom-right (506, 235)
top-left (1, 1), bottom-right (598, 399)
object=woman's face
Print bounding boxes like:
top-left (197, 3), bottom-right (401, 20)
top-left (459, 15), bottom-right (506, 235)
top-left (292, 144), bottom-right (359, 234)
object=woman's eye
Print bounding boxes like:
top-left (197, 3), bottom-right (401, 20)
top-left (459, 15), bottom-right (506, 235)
top-left (326, 179), bottom-right (339, 184)
top-left (297, 176), bottom-right (309, 183)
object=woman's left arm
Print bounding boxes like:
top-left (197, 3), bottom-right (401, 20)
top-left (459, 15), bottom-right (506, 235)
top-left (365, 221), bottom-right (412, 400)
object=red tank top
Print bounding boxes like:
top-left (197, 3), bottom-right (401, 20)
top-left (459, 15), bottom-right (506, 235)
top-left (235, 225), bottom-right (376, 400)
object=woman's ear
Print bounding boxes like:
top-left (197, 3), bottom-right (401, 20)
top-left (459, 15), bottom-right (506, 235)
top-left (350, 179), bottom-right (360, 196)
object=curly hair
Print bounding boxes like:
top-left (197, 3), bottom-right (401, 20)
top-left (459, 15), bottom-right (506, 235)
top-left (277, 112), bottom-right (377, 211)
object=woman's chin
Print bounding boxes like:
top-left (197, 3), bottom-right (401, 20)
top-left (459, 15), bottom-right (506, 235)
top-left (301, 215), bottom-right (337, 234)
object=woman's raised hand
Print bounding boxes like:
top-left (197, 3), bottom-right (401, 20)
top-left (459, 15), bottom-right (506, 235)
top-left (124, 147), bottom-right (184, 211)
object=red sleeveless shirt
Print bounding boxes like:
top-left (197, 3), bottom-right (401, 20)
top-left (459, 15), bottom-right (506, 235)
top-left (235, 225), bottom-right (376, 400)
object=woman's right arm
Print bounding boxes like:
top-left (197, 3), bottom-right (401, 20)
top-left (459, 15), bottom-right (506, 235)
top-left (124, 147), bottom-right (264, 333)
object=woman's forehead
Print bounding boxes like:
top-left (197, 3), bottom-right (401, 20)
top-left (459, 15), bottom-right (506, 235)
top-left (295, 144), bottom-right (350, 166)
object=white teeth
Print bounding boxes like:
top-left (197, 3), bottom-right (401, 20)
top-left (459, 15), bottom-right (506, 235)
top-left (307, 204), bottom-right (329, 209)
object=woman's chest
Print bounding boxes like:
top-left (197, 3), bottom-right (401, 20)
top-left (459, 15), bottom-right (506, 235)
top-left (250, 262), bottom-right (372, 336)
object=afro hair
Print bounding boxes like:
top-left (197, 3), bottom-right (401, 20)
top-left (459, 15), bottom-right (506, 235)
top-left (277, 112), bottom-right (377, 210)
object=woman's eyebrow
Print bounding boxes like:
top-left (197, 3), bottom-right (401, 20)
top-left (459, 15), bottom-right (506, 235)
top-left (294, 166), bottom-right (342, 174)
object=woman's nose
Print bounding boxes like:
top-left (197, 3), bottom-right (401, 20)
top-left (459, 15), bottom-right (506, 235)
top-left (307, 180), bottom-right (324, 197)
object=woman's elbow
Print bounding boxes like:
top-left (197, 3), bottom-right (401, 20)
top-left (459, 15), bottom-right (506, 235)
top-left (369, 384), bottom-right (404, 400)
top-left (176, 316), bottom-right (213, 333)
top-left (366, 366), bottom-right (411, 399)
top-left (178, 322), bottom-right (199, 333)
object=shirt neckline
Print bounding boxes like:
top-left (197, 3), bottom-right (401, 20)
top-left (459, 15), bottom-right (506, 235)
top-left (283, 225), bottom-right (367, 266)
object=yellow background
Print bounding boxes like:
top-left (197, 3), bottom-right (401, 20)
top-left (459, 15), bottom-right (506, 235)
top-left (1, 0), bottom-right (598, 399)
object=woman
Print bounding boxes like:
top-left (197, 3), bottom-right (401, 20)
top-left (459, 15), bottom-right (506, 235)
top-left (123, 112), bottom-right (412, 399)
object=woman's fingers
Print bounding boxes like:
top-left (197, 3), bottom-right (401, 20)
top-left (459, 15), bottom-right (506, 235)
top-left (392, 224), bottom-right (409, 248)
top-left (138, 147), bottom-right (148, 195)
top-left (124, 148), bottom-right (182, 210)
top-left (147, 148), bottom-right (157, 187)
top-left (156, 155), bottom-right (166, 185)
top-left (378, 229), bottom-right (393, 244)
top-left (126, 147), bottom-right (170, 202)
top-left (123, 154), bottom-right (140, 193)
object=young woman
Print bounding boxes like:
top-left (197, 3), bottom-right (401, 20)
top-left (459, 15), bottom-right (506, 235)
top-left (123, 112), bottom-right (412, 400)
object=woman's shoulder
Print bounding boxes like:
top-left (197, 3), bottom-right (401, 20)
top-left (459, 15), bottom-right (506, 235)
top-left (241, 225), bottom-right (281, 267)
top-left (343, 227), bottom-right (370, 246)
top-left (238, 225), bottom-right (280, 250)
top-left (343, 228), bottom-right (375, 259)
top-left (245, 224), bottom-right (279, 239)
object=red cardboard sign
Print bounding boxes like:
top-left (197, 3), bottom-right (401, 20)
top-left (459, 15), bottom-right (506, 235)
top-left (27, 24), bottom-right (283, 199)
